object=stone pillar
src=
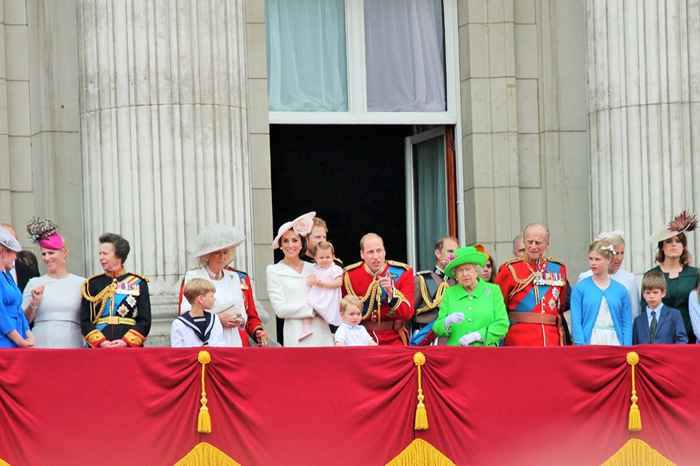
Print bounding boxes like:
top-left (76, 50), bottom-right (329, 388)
top-left (458, 0), bottom-right (589, 274)
top-left (0, 1), bottom-right (33, 228)
top-left (588, 0), bottom-right (700, 272)
top-left (78, 0), bottom-right (252, 343)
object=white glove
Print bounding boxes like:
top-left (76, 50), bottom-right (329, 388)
top-left (459, 331), bottom-right (482, 346)
top-left (444, 313), bottom-right (464, 329)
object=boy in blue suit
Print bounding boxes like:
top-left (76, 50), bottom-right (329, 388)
top-left (633, 271), bottom-right (688, 344)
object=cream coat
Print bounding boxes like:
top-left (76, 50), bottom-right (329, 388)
top-left (266, 261), bottom-right (333, 347)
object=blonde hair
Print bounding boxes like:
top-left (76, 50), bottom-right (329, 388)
top-left (340, 295), bottom-right (362, 314)
top-left (588, 239), bottom-right (615, 260)
top-left (183, 278), bottom-right (215, 305)
top-left (315, 240), bottom-right (335, 255)
top-left (312, 217), bottom-right (328, 232)
top-left (198, 247), bottom-right (234, 267)
top-left (641, 271), bottom-right (667, 293)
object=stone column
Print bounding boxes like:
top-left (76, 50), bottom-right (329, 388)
top-left (458, 0), bottom-right (589, 274)
top-left (588, 0), bottom-right (700, 271)
top-left (78, 0), bottom-right (252, 343)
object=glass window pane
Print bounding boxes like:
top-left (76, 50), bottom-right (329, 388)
top-left (365, 0), bottom-right (446, 112)
top-left (414, 136), bottom-right (447, 271)
top-left (267, 0), bottom-right (348, 111)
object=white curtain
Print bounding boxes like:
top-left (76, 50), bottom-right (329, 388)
top-left (364, 0), bottom-right (446, 112)
top-left (415, 136), bottom-right (447, 271)
top-left (267, 0), bottom-right (348, 111)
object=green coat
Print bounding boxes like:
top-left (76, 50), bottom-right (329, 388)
top-left (433, 279), bottom-right (509, 346)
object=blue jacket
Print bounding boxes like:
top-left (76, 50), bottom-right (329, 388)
top-left (571, 277), bottom-right (632, 345)
top-left (633, 305), bottom-right (688, 344)
top-left (0, 271), bottom-right (29, 348)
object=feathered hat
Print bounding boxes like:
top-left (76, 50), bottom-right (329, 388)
top-left (650, 211), bottom-right (697, 243)
top-left (26, 217), bottom-right (65, 250)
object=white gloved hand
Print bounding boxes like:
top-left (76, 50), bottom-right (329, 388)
top-left (444, 313), bottom-right (465, 329)
top-left (459, 331), bottom-right (482, 346)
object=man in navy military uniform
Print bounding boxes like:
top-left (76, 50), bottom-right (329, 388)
top-left (410, 236), bottom-right (459, 345)
top-left (81, 233), bottom-right (151, 348)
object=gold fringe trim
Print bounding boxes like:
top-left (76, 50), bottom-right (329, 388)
top-left (626, 351), bottom-right (642, 432)
top-left (601, 439), bottom-right (677, 466)
top-left (386, 439), bottom-right (455, 466)
top-left (413, 352), bottom-right (429, 431)
top-left (173, 442), bottom-right (241, 466)
top-left (197, 351), bottom-right (212, 434)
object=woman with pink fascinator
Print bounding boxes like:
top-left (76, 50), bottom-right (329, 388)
top-left (22, 218), bottom-right (85, 347)
top-left (266, 212), bottom-right (334, 347)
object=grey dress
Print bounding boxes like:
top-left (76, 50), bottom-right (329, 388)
top-left (23, 274), bottom-right (85, 348)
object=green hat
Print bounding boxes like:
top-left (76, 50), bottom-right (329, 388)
top-left (444, 246), bottom-right (487, 279)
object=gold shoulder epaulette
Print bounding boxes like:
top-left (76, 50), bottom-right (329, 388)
top-left (416, 270), bottom-right (433, 276)
top-left (503, 256), bottom-right (524, 265)
top-left (546, 256), bottom-right (564, 265)
top-left (85, 272), bottom-right (104, 282)
top-left (128, 272), bottom-right (149, 282)
top-left (387, 260), bottom-right (410, 270)
top-left (344, 261), bottom-right (363, 272)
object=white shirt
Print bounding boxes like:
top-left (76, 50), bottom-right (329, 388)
top-left (170, 311), bottom-right (229, 347)
top-left (180, 267), bottom-right (246, 346)
top-left (578, 267), bottom-right (640, 318)
top-left (688, 291), bottom-right (700, 341)
top-left (334, 322), bottom-right (375, 346)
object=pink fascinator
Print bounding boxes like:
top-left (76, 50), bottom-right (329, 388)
top-left (272, 211), bottom-right (316, 249)
top-left (26, 217), bottom-right (65, 250)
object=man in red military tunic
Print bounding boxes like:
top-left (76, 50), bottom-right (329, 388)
top-left (495, 224), bottom-right (569, 346)
top-left (342, 233), bottom-right (414, 345)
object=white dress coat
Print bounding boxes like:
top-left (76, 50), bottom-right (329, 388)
top-left (266, 261), bottom-right (333, 347)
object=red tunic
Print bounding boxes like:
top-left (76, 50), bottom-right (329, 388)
top-left (495, 257), bottom-right (569, 347)
top-left (342, 261), bottom-right (415, 345)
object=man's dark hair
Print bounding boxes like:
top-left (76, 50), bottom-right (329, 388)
top-left (99, 233), bottom-right (130, 263)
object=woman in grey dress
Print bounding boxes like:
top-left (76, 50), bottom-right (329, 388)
top-left (22, 218), bottom-right (85, 348)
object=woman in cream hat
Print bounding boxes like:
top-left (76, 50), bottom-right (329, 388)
top-left (177, 224), bottom-right (267, 346)
top-left (646, 211), bottom-right (699, 343)
top-left (0, 226), bottom-right (34, 348)
top-left (266, 212), bottom-right (333, 347)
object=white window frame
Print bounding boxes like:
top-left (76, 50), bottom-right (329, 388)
top-left (268, 0), bottom-right (459, 126)
top-left (405, 127), bottom-right (448, 269)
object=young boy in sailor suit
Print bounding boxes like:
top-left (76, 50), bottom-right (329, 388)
top-left (171, 278), bottom-right (229, 347)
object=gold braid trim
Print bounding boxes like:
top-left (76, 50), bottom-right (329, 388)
top-left (416, 275), bottom-right (447, 314)
top-left (344, 270), bottom-right (383, 323)
top-left (81, 278), bottom-right (118, 325)
top-left (505, 262), bottom-right (537, 300)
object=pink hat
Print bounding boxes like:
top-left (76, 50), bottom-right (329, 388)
top-left (38, 232), bottom-right (65, 250)
top-left (272, 211), bottom-right (316, 249)
top-left (27, 217), bottom-right (65, 250)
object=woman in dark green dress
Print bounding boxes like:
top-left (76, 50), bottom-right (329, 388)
top-left (647, 212), bottom-right (699, 343)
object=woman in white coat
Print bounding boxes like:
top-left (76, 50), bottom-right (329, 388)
top-left (266, 212), bottom-right (333, 347)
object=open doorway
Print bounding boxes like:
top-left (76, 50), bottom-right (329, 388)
top-left (271, 125), bottom-right (412, 264)
top-left (270, 124), bottom-right (457, 344)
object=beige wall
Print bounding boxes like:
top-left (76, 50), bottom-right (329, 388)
top-left (458, 0), bottom-right (590, 276)
top-left (0, 0), bottom-right (84, 273)
top-left (245, 0), bottom-right (275, 338)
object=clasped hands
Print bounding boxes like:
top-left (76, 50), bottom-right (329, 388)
top-left (444, 313), bottom-right (481, 346)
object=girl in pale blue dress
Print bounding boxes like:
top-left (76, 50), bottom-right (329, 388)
top-left (571, 239), bottom-right (632, 345)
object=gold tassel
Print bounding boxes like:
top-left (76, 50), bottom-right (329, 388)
top-left (626, 351), bottom-right (642, 432)
top-left (601, 439), bottom-right (676, 466)
top-left (413, 352), bottom-right (429, 431)
top-left (385, 439), bottom-right (456, 466)
top-left (197, 350), bottom-right (212, 434)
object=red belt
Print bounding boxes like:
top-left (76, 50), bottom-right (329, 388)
top-left (508, 312), bottom-right (558, 325)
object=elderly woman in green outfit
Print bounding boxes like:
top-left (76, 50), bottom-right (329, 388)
top-left (433, 246), bottom-right (509, 346)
